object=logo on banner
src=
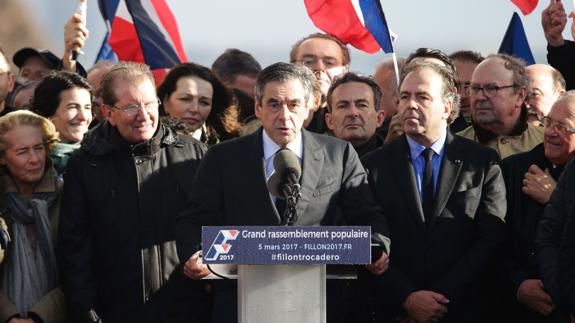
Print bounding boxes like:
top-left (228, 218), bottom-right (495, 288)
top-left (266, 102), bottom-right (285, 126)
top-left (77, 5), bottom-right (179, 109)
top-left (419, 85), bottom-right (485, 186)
top-left (204, 229), bottom-right (239, 261)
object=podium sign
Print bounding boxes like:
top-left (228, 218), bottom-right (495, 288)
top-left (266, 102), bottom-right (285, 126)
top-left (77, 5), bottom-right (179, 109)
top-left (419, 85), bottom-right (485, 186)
top-left (202, 226), bottom-right (371, 265)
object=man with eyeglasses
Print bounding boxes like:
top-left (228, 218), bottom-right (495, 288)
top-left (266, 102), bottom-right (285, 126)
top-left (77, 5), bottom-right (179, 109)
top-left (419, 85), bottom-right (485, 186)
top-left (525, 64), bottom-right (566, 128)
top-left (500, 92), bottom-right (575, 323)
top-left (290, 33), bottom-right (350, 134)
top-left (177, 62), bottom-right (390, 323)
top-left (458, 53), bottom-right (544, 159)
top-left (58, 62), bottom-right (210, 323)
top-left (0, 46), bottom-right (15, 117)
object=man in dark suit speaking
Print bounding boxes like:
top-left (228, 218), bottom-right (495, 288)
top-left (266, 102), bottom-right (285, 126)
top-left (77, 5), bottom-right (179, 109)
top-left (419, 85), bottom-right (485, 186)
top-left (176, 62), bottom-right (390, 321)
top-left (362, 61), bottom-right (507, 323)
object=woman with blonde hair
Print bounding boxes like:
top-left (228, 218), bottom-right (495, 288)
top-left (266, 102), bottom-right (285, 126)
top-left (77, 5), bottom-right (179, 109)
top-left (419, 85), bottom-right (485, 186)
top-left (0, 110), bottom-right (64, 323)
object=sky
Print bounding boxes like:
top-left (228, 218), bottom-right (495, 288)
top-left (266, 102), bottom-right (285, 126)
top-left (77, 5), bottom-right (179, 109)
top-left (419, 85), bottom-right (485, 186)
top-left (21, 0), bottom-right (575, 74)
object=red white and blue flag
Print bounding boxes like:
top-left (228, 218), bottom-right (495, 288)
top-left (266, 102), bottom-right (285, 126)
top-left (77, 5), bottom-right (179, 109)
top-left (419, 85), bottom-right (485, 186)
top-left (96, 0), bottom-right (187, 80)
top-left (304, 0), bottom-right (395, 54)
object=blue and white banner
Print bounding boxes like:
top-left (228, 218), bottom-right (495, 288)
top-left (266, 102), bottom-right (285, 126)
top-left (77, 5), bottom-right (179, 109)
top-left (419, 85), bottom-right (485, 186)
top-left (202, 226), bottom-right (372, 265)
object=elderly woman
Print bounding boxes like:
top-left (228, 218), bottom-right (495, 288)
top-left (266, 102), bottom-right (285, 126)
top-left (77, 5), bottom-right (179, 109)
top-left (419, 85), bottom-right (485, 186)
top-left (157, 62), bottom-right (240, 144)
top-left (0, 110), bottom-right (64, 323)
top-left (32, 70), bottom-right (92, 174)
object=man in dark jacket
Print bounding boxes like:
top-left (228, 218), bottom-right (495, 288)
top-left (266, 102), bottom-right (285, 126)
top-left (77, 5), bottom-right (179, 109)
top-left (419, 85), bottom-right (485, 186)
top-left (177, 62), bottom-right (390, 323)
top-left (501, 92), bottom-right (575, 323)
top-left (363, 61), bottom-right (507, 323)
top-left (58, 62), bottom-right (209, 323)
top-left (557, 161), bottom-right (575, 323)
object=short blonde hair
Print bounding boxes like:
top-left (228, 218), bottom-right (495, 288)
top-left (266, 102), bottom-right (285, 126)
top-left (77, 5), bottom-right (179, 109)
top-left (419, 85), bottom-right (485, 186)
top-left (0, 110), bottom-right (59, 157)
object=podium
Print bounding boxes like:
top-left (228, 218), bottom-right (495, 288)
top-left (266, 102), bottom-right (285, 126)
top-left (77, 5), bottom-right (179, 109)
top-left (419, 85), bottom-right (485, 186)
top-left (238, 264), bottom-right (326, 323)
top-left (202, 226), bottom-right (371, 323)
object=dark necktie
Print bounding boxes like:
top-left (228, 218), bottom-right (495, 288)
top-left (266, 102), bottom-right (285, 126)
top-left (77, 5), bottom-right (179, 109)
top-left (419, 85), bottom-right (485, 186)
top-left (422, 148), bottom-right (435, 223)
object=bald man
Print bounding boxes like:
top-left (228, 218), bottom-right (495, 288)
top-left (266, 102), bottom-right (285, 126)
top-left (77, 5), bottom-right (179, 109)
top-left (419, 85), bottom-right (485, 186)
top-left (525, 64), bottom-right (566, 127)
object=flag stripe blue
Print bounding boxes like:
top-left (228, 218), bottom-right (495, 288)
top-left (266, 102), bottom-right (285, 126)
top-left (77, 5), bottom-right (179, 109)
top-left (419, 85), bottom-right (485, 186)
top-left (358, 0), bottom-right (394, 53)
top-left (125, 0), bottom-right (181, 69)
top-left (94, 32), bottom-right (118, 64)
top-left (498, 12), bottom-right (535, 65)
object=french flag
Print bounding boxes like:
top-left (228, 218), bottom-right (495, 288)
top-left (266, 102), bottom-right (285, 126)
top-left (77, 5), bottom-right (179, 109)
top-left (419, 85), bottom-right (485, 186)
top-left (304, 0), bottom-right (395, 54)
top-left (96, 0), bottom-right (188, 81)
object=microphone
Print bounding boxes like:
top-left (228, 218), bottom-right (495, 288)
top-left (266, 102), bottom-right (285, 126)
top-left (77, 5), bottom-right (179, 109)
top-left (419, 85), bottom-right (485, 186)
top-left (266, 149), bottom-right (301, 199)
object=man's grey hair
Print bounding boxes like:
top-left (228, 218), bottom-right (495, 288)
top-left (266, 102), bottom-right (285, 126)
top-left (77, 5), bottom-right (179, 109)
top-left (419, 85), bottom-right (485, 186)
top-left (99, 61), bottom-right (154, 106)
top-left (400, 61), bottom-right (461, 124)
top-left (255, 62), bottom-right (315, 105)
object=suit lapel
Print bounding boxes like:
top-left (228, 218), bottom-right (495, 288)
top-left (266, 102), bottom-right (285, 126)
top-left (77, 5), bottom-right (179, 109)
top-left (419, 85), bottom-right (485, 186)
top-left (250, 129), bottom-right (282, 224)
top-left (296, 130), bottom-right (324, 218)
top-left (393, 136), bottom-right (426, 229)
top-left (431, 132), bottom-right (463, 222)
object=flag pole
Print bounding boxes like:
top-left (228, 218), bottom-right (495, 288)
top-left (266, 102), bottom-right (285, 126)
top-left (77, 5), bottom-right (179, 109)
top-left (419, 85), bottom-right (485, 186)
top-left (391, 52), bottom-right (400, 87)
top-left (71, 0), bottom-right (88, 61)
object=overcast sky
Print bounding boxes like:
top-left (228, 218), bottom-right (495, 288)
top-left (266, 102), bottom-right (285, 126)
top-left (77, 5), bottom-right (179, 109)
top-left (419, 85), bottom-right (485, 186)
top-left (22, 0), bottom-right (575, 74)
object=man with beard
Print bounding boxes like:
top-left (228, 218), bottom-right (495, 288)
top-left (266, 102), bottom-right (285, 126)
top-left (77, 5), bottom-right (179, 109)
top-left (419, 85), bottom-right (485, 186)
top-left (525, 64), bottom-right (566, 127)
top-left (290, 33), bottom-right (350, 133)
top-left (325, 72), bottom-right (385, 157)
top-left (458, 54), bottom-right (544, 159)
top-left (501, 92), bottom-right (575, 323)
top-left (362, 61), bottom-right (506, 323)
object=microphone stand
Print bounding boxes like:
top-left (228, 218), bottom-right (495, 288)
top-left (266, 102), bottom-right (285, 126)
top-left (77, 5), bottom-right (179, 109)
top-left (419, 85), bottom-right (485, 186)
top-left (280, 183), bottom-right (302, 226)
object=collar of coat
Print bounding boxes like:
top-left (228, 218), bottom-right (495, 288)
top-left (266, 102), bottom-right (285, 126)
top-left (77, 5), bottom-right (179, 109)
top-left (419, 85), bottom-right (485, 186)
top-left (80, 121), bottom-right (182, 157)
top-left (472, 106), bottom-right (528, 145)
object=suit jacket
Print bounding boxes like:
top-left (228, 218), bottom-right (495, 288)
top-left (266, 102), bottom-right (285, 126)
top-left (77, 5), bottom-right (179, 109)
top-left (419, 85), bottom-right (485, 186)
top-left (361, 132), bottom-right (506, 322)
top-left (177, 128), bottom-right (390, 264)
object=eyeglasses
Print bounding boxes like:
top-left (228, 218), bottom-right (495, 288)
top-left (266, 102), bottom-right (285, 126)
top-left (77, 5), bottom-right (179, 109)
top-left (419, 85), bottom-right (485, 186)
top-left (542, 117), bottom-right (575, 135)
top-left (294, 56), bottom-right (343, 69)
top-left (111, 99), bottom-right (160, 116)
top-left (466, 84), bottom-right (516, 98)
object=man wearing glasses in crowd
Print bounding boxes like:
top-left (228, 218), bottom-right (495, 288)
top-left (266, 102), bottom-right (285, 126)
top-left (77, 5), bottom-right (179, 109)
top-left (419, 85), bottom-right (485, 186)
top-left (501, 92), bottom-right (575, 323)
top-left (458, 54), bottom-right (544, 159)
top-left (58, 62), bottom-right (210, 323)
top-left (289, 33), bottom-right (350, 133)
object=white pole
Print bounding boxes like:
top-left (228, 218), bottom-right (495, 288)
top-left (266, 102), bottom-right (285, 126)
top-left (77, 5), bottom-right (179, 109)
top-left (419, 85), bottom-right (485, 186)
top-left (391, 51), bottom-right (400, 87)
top-left (72, 0), bottom-right (88, 60)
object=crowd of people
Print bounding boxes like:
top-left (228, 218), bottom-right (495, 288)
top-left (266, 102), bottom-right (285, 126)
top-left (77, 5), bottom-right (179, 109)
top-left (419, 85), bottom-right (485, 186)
top-left (0, 1), bottom-right (575, 323)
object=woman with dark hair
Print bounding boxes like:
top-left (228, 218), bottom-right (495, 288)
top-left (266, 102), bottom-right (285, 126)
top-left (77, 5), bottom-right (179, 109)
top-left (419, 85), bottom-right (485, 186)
top-left (0, 110), bottom-right (65, 323)
top-left (157, 62), bottom-right (240, 144)
top-left (32, 70), bottom-right (92, 174)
